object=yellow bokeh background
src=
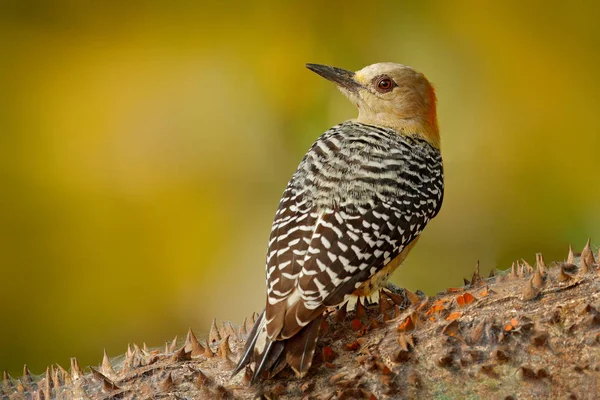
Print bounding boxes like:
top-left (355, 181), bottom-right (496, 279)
top-left (1, 1), bottom-right (599, 376)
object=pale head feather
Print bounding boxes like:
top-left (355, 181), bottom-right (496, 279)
top-left (340, 63), bottom-right (440, 149)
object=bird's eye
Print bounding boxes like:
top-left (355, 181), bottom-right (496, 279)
top-left (374, 76), bottom-right (395, 93)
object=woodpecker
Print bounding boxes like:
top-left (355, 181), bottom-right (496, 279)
top-left (232, 62), bottom-right (444, 382)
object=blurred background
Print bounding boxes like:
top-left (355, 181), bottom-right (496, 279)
top-left (1, 0), bottom-right (599, 376)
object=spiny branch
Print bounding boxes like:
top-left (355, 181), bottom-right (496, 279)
top-left (2, 240), bottom-right (599, 399)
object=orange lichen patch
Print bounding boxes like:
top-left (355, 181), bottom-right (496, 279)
top-left (322, 346), bottom-right (336, 363)
top-left (425, 304), bottom-right (446, 316)
top-left (504, 318), bottom-right (519, 332)
top-left (446, 287), bottom-right (464, 293)
top-left (351, 319), bottom-right (363, 331)
top-left (397, 315), bottom-right (415, 332)
top-left (478, 287), bottom-right (489, 297)
top-left (446, 312), bottom-right (463, 321)
top-left (456, 292), bottom-right (475, 307)
top-left (397, 312), bottom-right (421, 333)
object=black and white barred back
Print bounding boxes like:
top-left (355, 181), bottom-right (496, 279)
top-left (234, 121), bottom-right (444, 381)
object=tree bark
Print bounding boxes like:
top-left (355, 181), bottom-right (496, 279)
top-left (2, 244), bottom-right (599, 400)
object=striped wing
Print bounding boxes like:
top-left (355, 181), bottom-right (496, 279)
top-left (264, 122), bottom-right (443, 340)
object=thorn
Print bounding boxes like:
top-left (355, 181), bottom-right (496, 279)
top-left (521, 278), bottom-right (540, 301)
top-left (470, 319), bottom-right (486, 344)
top-left (215, 385), bottom-right (231, 399)
top-left (509, 262), bottom-right (518, 280)
top-left (335, 302), bottom-right (348, 322)
top-left (57, 363), bottom-right (70, 385)
top-left (90, 366), bottom-right (120, 392)
top-left (441, 320), bottom-right (460, 338)
top-left (488, 269), bottom-right (496, 278)
top-left (395, 304), bottom-right (402, 318)
top-left (250, 312), bottom-right (258, 326)
top-left (581, 238), bottom-right (595, 268)
top-left (492, 347), bottom-right (509, 362)
top-left (242, 366), bottom-right (252, 385)
top-left (225, 321), bottom-right (237, 340)
top-left (70, 358), bottom-right (83, 380)
top-left (102, 376), bottom-right (120, 392)
top-left (16, 379), bottom-right (24, 394)
top-left (404, 289), bottom-right (421, 306)
top-left (471, 261), bottom-right (482, 286)
top-left (160, 372), bottom-right (174, 393)
top-left (517, 261), bottom-right (525, 278)
top-left (531, 331), bottom-right (549, 347)
top-left (43, 367), bottom-right (51, 399)
top-left (2, 370), bottom-right (12, 392)
top-left (164, 341), bottom-right (170, 355)
top-left (185, 328), bottom-right (205, 356)
top-left (123, 344), bottom-right (135, 373)
top-left (219, 325), bottom-right (228, 341)
top-left (379, 291), bottom-right (393, 320)
top-left (580, 256), bottom-right (591, 275)
top-left (320, 318), bottom-right (330, 335)
top-left (384, 289), bottom-right (408, 306)
top-left (218, 335), bottom-right (233, 360)
top-left (532, 263), bottom-right (545, 289)
top-left (355, 298), bottom-right (366, 319)
top-left (204, 343), bottom-right (215, 358)
top-left (369, 317), bottom-right (379, 329)
top-left (209, 318), bottom-right (221, 344)
top-left (90, 365), bottom-right (104, 381)
top-left (535, 253), bottom-right (547, 276)
top-left (558, 265), bottom-right (574, 282)
top-left (143, 342), bottom-right (149, 353)
top-left (169, 336), bottom-right (178, 353)
top-left (102, 349), bottom-right (116, 378)
top-left (171, 347), bottom-right (192, 362)
top-left (51, 365), bottom-right (61, 389)
top-left (521, 259), bottom-right (533, 276)
top-left (239, 317), bottom-right (248, 336)
top-left (196, 367), bottom-right (211, 386)
top-left (133, 343), bottom-right (142, 356)
top-left (567, 245), bottom-right (575, 264)
top-left (22, 365), bottom-right (32, 384)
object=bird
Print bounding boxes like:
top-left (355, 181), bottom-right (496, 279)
top-left (232, 62), bottom-right (444, 383)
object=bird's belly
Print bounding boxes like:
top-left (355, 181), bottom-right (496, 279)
top-left (352, 237), bottom-right (420, 296)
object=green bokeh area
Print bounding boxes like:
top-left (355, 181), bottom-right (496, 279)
top-left (1, 1), bottom-right (599, 376)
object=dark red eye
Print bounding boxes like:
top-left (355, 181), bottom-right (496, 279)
top-left (375, 76), bottom-right (395, 93)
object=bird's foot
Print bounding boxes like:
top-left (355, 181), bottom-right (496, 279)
top-left (385, 281), bottom-right (405, 295)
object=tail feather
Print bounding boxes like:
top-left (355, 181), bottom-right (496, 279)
top-left (231, 309), bottom-right (324, 382)
top-left (284, 314), bottom-right (323, 378)
top-left (230, 309), bottom-right (265, 378)
top-left (251, 339), bottom-right (284, 383)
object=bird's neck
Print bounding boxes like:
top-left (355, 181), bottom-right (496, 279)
top-left (354, 114), bottom-right (440, 150)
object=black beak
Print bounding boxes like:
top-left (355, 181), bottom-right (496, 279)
top-left (306, 63), bottom-right (361, 93)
